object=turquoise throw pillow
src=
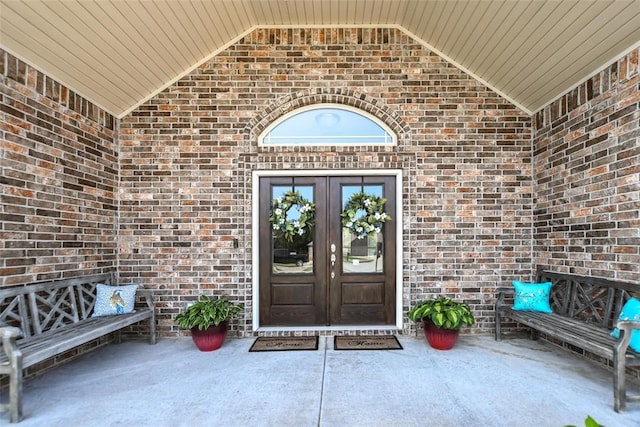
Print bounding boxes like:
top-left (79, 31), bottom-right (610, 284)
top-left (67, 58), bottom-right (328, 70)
top-left (610, 297), bottom-right (640, 353)
top-left (512, 280), bottom-right (553, 313)
top-left (92, 284), bottom-right (138, 317)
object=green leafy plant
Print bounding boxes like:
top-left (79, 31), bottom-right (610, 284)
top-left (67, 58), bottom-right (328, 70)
top-left (407, 297), bottom-right (475, 330)
top-left (565, 415), bottom-right (603, 427)
top-left (175, 295), bottom-right (243, 330)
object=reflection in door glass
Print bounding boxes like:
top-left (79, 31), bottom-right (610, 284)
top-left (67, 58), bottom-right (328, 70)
top-left (271, 186), bottom-right (314, 274)
top-left (342, 185), bottom-right (385, 274)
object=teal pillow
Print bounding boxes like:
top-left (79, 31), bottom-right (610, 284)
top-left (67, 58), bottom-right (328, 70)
top-left (610, 297), bottom-right (640, 353)
top-left (92, 284), bottom-right (138, 317)
top-left (512, 280), bottom-right (553, 313)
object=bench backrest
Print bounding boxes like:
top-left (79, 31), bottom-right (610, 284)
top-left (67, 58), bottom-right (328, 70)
top-left (0, 273), bottom-right (114, 338)
top-left (537, 268), bottom-right (639, 330)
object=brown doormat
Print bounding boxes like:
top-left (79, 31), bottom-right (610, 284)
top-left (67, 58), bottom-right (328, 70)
top-left (249, 336), bottom-right (319, 352)
top-left (334, 335), bottom-right (403, 350)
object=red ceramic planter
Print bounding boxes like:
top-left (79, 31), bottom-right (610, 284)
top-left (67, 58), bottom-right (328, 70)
top-left (423, 319), bottom-right (460, 350)
top-left (190, 321), bottom-right (228, 351)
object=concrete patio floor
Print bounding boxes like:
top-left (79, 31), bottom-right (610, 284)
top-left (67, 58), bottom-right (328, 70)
top-left (3, 335), bottom-right (639, 427)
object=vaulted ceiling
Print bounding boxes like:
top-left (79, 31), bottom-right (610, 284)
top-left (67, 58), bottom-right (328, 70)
top-left (1, 0), bottom-right (639, 118)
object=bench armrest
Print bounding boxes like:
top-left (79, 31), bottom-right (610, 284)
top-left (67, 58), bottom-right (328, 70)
top-left (1, 326), bottom-right (22, 340)
top-left (616, 320), bottom-right (640, 333)
top-left (0, 326), bottom-right (23, 365)
top-left (495, 287), bottom-right (514, 309)
top-left (137, 288), bottom-right (155, 311)
top-left (614, 320), bottom-right (640, 355)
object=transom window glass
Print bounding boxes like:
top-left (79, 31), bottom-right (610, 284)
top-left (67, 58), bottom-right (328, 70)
top-left (259, 104), bottom-right (396, 146)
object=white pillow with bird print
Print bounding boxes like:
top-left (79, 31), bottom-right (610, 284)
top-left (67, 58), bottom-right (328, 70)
top-left (92, 284), bottom-right (138, 317)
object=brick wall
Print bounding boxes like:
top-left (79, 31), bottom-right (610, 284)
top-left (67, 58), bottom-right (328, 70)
top-left (119, 28), bottom-right (532, 336)
top-left (533, 48), bottom-right (640, 282)
top-left (0, 49), bottom-right (118, 287)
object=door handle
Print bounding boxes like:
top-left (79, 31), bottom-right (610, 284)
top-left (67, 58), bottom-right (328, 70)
top-left (330, 252), bottom-right (336, 279)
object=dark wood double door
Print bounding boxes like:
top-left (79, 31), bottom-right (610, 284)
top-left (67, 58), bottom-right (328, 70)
top-left (259, 176), bottom-right (396, 326)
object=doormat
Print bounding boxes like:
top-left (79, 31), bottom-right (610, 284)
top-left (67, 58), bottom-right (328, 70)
top-left (334, 335), bottom-right (403, 350)
top-left (249, 336), bottom-right (319, 352)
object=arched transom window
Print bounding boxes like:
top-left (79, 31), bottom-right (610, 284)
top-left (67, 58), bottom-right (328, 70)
top-left (259, 104), bottom-right (396, 146)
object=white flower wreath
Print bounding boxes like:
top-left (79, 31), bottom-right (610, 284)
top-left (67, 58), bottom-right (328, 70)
top-left (269, 190), bottom-right (315, 242)
top-left (340, 192), bottom-right (391, 239)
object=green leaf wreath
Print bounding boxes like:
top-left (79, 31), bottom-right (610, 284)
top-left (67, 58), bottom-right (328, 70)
top-left (341, 192), bottom-right (391, 239)
top-left (269, 190), bottom-right (315, 242)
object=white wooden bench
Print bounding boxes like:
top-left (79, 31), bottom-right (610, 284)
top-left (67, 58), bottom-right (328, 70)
top-left (495, 268), bottom-right (640, 412)
top-left (0, 273), bottom-right (156, 423)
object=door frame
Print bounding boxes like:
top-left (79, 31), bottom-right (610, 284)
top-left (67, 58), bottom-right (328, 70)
top-left (251, 169), bottom-right (403, 331)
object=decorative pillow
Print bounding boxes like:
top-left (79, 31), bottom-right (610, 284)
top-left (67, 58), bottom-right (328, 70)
top-left (512, 280), bottom-right (553, 313)
top-left (92, 284), bottom-right (138, 317)
top-left (610, 297), bottom-right (640, 353)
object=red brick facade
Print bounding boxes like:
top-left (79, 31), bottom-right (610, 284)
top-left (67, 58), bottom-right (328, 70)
top-left (1, 29), bottom-right (638, 340)
top-left (0, 50), bottom-right (117, 286)
top-left (533, 48), bottom-right (640, 281)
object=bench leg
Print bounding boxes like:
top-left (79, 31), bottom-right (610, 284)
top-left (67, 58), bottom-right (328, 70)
top-left (530, 329), bottom-right (538, 341)
top-left (2, 332), bottom-right (24, 423)
top-left (9, 352), bottom-right (23, 423)
top-left (149, 315), bottom-right (157, 345)
top-left (495, 310), bottom-right (502, 341)
top-left (614, 347), bottom-right (626, 412)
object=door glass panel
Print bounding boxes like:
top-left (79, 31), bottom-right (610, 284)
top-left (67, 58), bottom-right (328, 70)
top-left (271, 186), bottom-right (315, 274)
top-left (341, 185), bottom-right (385, 274)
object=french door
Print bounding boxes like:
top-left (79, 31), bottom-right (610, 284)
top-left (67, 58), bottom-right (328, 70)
top-left (258, 175), bottom-right (396, 326)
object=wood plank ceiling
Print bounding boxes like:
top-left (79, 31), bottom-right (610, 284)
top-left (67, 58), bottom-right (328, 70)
top-left (1, 0), bottom-right (639, 118)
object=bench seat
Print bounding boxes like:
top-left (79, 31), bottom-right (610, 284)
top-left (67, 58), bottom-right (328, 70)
top-left (498, 305), bottom-right (640, 363)
top-left (0, 309), bottom-right (153, 369)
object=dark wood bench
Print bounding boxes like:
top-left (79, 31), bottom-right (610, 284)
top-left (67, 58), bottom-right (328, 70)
top-left (0, 273), bottom-right (156, 423)
top-left (495, 268), bottom-right (640, 412)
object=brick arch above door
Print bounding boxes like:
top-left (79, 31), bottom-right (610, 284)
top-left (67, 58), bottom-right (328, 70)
top-left (244, 88), bottom-right (412, 148)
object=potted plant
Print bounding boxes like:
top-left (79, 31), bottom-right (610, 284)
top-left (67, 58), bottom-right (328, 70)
top-left (175, 295), bottom-right (243, 351)
top-left (407, 297), bottom-right (475, 350)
